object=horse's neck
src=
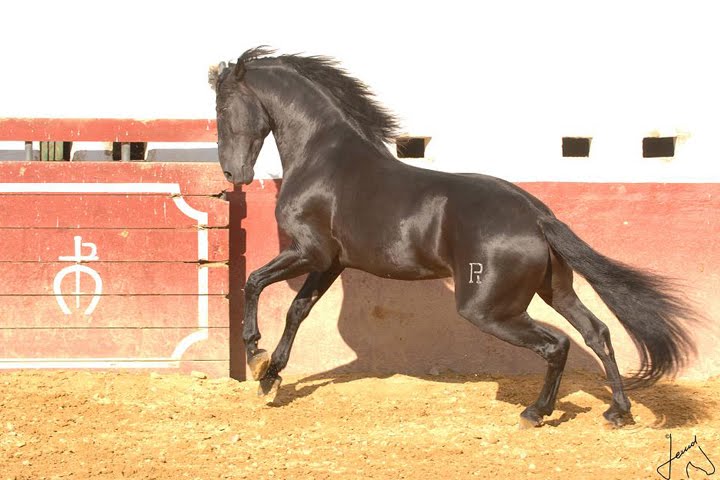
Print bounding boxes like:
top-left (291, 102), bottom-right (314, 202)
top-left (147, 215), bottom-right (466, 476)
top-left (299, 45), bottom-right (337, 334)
top-left (248, 67), bottom-right (366, 178)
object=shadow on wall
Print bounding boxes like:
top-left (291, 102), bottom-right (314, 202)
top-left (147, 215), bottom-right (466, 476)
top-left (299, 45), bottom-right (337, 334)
top-left (325, 271), bottom-right (600, 376)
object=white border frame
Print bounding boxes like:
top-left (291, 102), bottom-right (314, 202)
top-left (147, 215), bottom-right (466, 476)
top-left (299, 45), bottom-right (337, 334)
top-left (0, 182), bottom-right (209, 369)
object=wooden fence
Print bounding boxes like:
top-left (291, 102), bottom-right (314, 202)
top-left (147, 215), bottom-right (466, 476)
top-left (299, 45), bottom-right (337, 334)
top-left (0, 118), bottom-right (237, 377)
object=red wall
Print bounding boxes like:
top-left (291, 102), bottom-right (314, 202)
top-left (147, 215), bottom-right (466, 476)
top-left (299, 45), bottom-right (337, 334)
top-left (240, 180), bottom-right (720, 380)
top-left (1, 164), bottom-right (717, 380)
top-left (0, 162), bottom-right (230, 376)
top-left (1, 114), bottom-right (717, 381)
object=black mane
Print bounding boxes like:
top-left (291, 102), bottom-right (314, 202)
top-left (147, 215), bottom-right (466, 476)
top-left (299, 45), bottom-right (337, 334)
top-left (238, 46), bottom-right (401, 147)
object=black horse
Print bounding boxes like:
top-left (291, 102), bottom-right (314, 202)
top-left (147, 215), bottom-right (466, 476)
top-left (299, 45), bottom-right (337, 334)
top-left (209, 47), bottom-right (696, 427)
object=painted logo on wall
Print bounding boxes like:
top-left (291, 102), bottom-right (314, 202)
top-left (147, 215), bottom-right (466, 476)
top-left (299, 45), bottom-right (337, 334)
top-left (54, 235), bottom-right (102, 315)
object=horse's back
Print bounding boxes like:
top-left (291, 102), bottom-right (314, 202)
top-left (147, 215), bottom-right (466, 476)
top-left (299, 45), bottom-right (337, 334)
top-left (328, 161), bottom-right (551, 280)
top-left (442, 172), bottom-right (551, 271)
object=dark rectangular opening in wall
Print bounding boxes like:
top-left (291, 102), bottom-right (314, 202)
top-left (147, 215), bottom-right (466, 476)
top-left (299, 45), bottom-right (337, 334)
top-left (112, 142), bottom-right (147, 161)
top-left (396, 137), bottom-right (427, 158)
top-left (39, 141), bottom-right (73, 161)
top-left (643, 136), bottom-right (675, 158)
top-left (562, 137), bottom-right (591, 157)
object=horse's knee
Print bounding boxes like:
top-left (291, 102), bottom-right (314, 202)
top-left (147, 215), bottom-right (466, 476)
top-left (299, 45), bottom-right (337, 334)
top-left (244, 272), bottom-right (261, 298)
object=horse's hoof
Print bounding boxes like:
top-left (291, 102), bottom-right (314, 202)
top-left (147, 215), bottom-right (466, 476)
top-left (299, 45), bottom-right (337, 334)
top-left (519, 408), bottom-right (544, 429)
top-left (603, 409), bottom-right (633, 428)
top-left (248, 349), bottom-right (270, 381)
top-left (257, 375), bottom-right (282, 404)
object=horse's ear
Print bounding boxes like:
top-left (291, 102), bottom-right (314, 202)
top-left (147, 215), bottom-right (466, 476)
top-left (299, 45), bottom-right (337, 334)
top-left (208, 62), bottom-right (226, 91)
top-left (234, 58), bottom-right (246, 81)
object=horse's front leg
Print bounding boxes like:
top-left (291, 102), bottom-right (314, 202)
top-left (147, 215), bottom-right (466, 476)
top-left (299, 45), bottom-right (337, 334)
top-left (258, 258), bottom-right (344, 401)
top-left (243, 249), bottom-right (313, 381)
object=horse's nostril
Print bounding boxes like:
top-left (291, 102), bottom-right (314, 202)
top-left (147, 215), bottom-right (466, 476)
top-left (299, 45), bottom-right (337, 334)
top-left (223, 171), bottom-right (233, 180)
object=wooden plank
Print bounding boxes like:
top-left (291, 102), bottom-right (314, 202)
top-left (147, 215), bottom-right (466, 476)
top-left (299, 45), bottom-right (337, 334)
top-left (0, 327), bottom-right (230, 360)
top-left (0, 118), bottom-right (218, 142)
top-left (0, 295), bottom-right (230, 328)
top-left (0, 194), bottom-right (229, 228)
top-left (0, 228), bottom-right (229, 262)
top-left (0, 162), bottom-right (229, 195)
top-left (0, 262), bottom-right (229, 295)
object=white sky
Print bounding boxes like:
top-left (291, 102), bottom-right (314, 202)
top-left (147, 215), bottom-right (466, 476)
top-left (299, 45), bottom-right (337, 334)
top-left (1, 1), bottom-right (718, 180)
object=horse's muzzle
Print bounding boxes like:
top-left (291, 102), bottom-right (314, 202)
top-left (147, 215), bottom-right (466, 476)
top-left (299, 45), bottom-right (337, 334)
top-left (239, 165), bottom-right (255, 185)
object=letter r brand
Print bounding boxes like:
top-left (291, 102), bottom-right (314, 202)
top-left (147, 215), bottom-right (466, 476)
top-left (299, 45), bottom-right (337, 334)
top-left (469, 263), bottom-right (484, 284)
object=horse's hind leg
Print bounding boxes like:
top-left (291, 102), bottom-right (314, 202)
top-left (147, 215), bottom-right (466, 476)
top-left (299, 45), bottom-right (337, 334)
top-left (538, 254), bottom-right (632, 426)
top-left (454, 249), bottom-right (570, 427)
top-left (460, 309), bottom-right (570, 427)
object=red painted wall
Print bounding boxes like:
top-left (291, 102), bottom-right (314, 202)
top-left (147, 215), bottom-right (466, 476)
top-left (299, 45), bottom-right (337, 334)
top-left (1, 119), bottom-right (717, 381)
top-left (240, 180), bottom-right (720, 380)
top-left (0, 162), bottom-right (230, 376)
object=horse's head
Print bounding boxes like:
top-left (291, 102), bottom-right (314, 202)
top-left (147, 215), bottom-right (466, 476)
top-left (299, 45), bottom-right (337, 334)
top-left (209, 60), bottom-right (271, 185)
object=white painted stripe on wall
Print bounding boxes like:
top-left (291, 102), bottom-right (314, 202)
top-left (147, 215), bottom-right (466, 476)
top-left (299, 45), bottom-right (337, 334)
top-left (0, 359), bottom-right (182, 369)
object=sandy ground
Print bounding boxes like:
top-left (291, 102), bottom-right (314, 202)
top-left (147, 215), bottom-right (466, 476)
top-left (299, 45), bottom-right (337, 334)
top-left (1, 370), bottom-right (718, 480)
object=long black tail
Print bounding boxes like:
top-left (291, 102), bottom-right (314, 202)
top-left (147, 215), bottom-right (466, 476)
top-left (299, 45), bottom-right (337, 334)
top-left (538, 215), bottom-right (697, 388)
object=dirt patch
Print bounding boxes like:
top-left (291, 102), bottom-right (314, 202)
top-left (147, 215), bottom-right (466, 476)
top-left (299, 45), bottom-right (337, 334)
top-left (1, 370), bottom-right (718, 479)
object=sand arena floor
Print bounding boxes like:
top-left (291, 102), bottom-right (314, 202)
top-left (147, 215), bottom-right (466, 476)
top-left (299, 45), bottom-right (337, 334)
top-left (1, 370), bottom-right (718, 479)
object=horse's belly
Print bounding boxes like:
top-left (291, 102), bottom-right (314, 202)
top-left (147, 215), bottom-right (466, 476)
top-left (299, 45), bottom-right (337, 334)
top-left (339, 244), bottom-right (452, 280)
